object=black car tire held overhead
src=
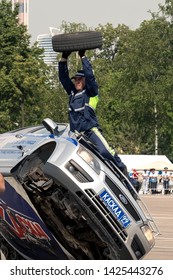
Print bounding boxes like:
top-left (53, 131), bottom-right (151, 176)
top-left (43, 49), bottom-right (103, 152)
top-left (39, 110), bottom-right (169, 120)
top-left (52, 31), bottom-right (102, 52)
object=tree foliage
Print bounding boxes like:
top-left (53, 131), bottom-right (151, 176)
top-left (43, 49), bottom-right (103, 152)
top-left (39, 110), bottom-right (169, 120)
top-left (0, 0), bottom-right (52, 131)
top-left (1, 0), bottom-right (173, 160)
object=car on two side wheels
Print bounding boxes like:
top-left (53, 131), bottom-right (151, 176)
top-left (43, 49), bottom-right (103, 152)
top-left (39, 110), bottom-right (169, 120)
top-left (0, 118), bottom-right (159, 260)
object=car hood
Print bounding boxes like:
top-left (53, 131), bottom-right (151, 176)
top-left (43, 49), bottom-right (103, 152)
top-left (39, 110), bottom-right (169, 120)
top-left (0, 133), bottom-right (78, 175)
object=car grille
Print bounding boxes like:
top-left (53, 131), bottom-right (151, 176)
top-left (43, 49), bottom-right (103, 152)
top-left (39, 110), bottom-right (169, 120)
top-left (76, 189), bottom-right (128, 248)
top-left (105, 175), bottom-right (141, 222)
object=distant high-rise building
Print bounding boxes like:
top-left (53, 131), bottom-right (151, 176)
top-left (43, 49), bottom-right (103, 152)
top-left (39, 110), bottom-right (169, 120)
top-left (12, 0), bottom-right (29, 27)
top-left (37, 28), bottom-right (60, 67)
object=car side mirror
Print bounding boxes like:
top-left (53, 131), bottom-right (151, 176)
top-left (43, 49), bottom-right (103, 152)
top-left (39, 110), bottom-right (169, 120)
top-left (42, 118), bottom-right (59, 136)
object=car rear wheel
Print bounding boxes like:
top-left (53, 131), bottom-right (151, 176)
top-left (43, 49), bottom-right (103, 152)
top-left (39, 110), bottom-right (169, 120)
top-left (52, 31), bottom-right (102, 52)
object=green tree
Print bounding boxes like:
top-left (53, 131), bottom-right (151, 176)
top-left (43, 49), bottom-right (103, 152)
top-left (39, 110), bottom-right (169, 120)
top-left (95, 23), bottom-right (134, 152)
top-left (109, 17), bottom-right (173, 157)
top-left (93, 16), bottom-right (173, 159)
top-left (0, 0), bottom-right (51, 131)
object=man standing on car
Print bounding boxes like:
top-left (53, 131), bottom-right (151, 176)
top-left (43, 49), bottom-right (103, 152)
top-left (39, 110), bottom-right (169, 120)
top-left (58, 50), bottom-right (129, 177)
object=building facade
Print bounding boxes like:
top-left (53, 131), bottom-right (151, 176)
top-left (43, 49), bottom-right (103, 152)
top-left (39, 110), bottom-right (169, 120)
top-left (11, 0), bottom-right (29, 27)
top-left (37, 27), bottom-right (59, 67)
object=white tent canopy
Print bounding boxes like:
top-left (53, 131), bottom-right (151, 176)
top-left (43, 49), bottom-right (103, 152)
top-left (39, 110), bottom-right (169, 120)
top-left (119, 154), bottom-right (173, 171)
top-left (136, 160), bottom-right (173, 171)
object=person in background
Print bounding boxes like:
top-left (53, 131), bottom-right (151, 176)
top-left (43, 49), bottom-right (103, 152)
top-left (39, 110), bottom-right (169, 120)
top-left (161, 167), bottom-right (170, 195)
top-left (0, 173), bottom-right (5, 193)
top-left (142, 169), bottom-right (149, 194)
top-left (158, 170), bottom-right (162, 183)
top-left (148, 168), bottom-right (158, 194)
top-left (129, 169), bottom-right (141, 192)
top-left (169, 172), bottom-right (173, 194)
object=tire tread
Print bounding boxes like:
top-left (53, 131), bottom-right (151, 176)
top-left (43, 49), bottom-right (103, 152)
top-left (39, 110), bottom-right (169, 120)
top-left (52, 31), bottom-right (102, 52)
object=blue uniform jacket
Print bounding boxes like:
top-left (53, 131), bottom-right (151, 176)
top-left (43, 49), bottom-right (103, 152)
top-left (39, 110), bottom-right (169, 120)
top-left (58, 57), bottom-right (99, 132)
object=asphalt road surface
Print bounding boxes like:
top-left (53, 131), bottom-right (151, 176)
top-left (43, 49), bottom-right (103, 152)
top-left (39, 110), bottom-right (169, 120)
top-left (141, 194), bottom-right (173, 260)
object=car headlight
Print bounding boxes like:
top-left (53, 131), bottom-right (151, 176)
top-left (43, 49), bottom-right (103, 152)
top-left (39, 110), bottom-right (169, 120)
top-left (77, 146), bottom-right (100, 174)
top-left (141, 225), bottom-right (155, 247)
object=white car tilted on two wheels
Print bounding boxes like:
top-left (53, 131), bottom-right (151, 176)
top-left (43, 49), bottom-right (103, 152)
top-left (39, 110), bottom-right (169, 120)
top-left (0, 118), bottom-right (159, 260)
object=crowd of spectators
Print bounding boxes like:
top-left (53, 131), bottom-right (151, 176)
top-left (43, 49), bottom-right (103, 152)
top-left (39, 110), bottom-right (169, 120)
top-left (129, 167), bottom-right (173, 195)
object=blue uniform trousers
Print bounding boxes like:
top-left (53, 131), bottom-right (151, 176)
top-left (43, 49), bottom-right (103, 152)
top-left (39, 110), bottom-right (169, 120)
top-left (84, 128), bottom-right (126, 172)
